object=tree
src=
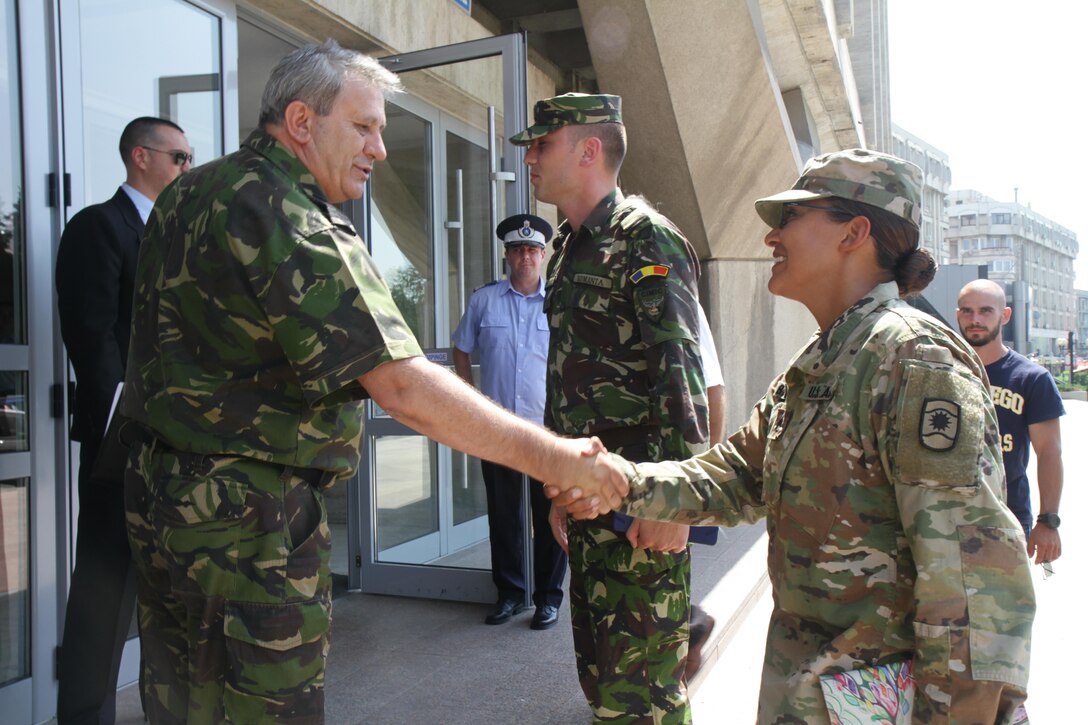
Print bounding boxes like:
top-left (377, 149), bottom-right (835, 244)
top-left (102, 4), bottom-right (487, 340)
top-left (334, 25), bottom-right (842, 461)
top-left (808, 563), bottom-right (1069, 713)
top-left (387, 264), bottom-right (427, 340)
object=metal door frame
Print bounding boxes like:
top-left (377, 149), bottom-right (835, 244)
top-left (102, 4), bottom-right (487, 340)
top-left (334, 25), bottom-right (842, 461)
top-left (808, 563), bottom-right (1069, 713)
top-left (352, 33), bottom-right (528, 601)
top-left (33, 0), bottom-right (237, 718)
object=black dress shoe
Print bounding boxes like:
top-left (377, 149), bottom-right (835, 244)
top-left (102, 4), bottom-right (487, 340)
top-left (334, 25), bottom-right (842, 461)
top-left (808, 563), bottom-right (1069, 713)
top-left (485, 599), bottom-right (527, 625)
top-left (530, 604), bottom-right (560, 630)
top-left (684, 607), bottom-right (716, 680)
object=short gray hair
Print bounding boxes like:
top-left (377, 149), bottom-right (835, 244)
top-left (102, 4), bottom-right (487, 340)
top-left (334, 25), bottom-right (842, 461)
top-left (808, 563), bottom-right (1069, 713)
top-left (258, 39), bottom-right (402, 127)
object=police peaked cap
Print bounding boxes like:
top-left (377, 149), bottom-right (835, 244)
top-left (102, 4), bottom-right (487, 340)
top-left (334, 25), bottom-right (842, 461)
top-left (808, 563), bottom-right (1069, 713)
top-left (497, 214), bottom-right (552, 248)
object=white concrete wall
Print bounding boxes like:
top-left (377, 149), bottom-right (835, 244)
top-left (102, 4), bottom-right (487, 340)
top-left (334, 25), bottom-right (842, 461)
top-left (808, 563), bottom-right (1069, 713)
top-left (579, 0), bottom-right (815, 434)
top-left (703, 260), bottom-right (814, 430)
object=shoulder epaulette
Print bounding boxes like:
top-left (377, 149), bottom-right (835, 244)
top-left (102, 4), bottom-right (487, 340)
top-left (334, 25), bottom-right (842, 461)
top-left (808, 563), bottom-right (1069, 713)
top-left (472, 279), bottom-right (501, 293)
top-left (611, 195), bottom-right (656, 240)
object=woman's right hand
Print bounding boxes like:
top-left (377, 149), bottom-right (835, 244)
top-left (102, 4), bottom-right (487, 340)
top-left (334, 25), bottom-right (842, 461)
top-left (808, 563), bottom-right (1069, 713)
top-left (549, 504), bottom-right (569, 554)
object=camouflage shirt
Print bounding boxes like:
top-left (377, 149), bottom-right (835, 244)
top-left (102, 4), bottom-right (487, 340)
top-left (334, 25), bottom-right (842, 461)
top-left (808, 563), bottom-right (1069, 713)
top-left (122, 130), bottom-right (422, 478)
top-left (543, 189), bottom-right (708, 460)
top-left (616, 283), bottom-right (1034, 724)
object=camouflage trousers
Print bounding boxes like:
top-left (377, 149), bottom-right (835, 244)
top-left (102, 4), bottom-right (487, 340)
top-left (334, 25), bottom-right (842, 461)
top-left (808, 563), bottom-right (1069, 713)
top-left (124, 439), bottom-right (332, 724)
top-left (568, 517), bottom-right (692, 724)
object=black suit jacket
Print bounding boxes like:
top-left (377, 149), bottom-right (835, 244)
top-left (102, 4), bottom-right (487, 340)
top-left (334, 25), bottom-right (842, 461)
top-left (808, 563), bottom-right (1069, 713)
top-left (56, 187), bottom-right (143, 443)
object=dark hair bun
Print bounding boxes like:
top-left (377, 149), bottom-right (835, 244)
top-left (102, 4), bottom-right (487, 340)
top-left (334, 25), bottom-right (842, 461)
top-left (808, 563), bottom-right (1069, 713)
top-left (896, 247), bottom-right (937, 297)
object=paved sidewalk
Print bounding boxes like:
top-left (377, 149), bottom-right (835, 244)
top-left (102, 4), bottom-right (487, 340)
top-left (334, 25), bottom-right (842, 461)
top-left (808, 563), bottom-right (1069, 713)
top-left (113, 522), bottom-right (768, 724)
top-left (695, 397), bottom-right (1088, 721)
top-left (112, 399), bottom-right (1086, 722)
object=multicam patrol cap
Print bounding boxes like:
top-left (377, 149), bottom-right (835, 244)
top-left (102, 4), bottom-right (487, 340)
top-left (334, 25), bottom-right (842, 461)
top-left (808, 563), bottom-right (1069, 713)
top-left (754, 148), bottom-right (923, 229)
top-left (497, 213), bottom-right (552, 248)
top-left (509, 93), bottom-right (622, 145)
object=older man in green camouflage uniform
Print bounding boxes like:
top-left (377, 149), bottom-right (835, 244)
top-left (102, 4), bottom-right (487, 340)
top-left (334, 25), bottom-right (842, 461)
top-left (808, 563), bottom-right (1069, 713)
top-left (564, 150), bottom-right (1035, 723)
top-left (512, 93), bottom-right (709, 724)
top-left (121, 43), bottom-right (627, 723)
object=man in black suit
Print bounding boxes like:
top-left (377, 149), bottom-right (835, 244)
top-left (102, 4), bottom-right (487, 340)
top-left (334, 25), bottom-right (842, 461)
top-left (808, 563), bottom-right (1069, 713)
top-left (55, 116), bottom-right (191, 724)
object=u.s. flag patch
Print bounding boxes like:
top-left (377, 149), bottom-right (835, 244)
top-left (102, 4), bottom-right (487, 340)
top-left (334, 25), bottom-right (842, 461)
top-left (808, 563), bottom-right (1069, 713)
top-left (629, 264), bottom-right (670, 284)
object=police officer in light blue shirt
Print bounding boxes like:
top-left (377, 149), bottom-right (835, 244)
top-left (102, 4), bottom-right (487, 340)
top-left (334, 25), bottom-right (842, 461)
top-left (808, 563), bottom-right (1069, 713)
top-left (453, 214), bottom-right (568, 630)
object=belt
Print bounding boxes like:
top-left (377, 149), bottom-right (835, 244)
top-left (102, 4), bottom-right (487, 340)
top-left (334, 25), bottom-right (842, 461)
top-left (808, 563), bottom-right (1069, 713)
top-left (124, 420), bottom-right (328, 488)
top-left (589, 424), bottom-right (654, 459)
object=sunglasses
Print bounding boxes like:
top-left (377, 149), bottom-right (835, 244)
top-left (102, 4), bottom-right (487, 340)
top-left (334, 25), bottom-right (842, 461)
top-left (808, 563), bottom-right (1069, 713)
top-left (777, 202), bottom-right (855, 227)
top-left (140, 145), bottom-right (194, 166)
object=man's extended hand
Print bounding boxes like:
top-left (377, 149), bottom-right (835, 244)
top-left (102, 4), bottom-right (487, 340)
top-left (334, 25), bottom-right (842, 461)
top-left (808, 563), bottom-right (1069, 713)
top-left (1027, 525), bottom-right (1061, 565)
top-left (545, 483), bottom-right (603, 519)
top-left (545, 436), bottom-right (628, 514)
top-left (625, 519), bottom-right (689, 553)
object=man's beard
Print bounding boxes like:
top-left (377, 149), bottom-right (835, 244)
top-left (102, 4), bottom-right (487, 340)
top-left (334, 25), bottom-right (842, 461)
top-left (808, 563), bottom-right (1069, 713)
top-left (960, 325), bottom-right (1002, 347)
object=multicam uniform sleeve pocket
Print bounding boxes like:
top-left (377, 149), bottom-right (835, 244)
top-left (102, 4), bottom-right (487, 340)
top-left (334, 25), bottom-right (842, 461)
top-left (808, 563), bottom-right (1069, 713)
top-left (957, 525), bottom-right (1033, 687)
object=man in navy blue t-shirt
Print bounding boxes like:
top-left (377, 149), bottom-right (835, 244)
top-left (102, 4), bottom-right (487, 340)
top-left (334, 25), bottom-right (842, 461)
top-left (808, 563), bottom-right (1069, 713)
top-left (957, 279), bottom-right (1064, 566)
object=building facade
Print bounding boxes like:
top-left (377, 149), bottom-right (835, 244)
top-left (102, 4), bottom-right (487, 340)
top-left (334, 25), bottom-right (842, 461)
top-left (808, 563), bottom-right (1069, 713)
top-left (1, 1), bottom-right (887, 720)
top-left (891, 125), bottom-right (951, 264)
top-left (1077, 288), bottom-right (1088, 358)
top-left (944, 189), bottom-right (1079, 356)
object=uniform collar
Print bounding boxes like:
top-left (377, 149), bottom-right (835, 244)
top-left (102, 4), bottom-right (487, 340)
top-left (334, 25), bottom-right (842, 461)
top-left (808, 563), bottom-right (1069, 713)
top-left (242, 129), bottom-right (334, 212)
top-left (498, 276), bottom-right (545, 299)
top-left (792, 281), bottom-right (900, 378)
top-left (556, 188), bottom-right (623, 241)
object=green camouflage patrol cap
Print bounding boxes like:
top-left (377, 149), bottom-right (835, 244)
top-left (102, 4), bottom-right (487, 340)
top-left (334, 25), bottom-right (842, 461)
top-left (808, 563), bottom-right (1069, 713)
top-left (509, 93), bottom-right (622, 145)
top-left (754, 148), bottom-right (922, 229)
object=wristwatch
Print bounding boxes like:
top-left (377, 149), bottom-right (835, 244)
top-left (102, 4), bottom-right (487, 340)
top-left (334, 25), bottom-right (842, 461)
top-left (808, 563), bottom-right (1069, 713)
top-left (1036, 512), bottom-right (1061, 529)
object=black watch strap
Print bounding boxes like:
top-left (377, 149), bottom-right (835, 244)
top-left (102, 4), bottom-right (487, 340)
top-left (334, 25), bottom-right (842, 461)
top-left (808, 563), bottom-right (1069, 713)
top-left (1037, 512), bottom-right (1061, 529)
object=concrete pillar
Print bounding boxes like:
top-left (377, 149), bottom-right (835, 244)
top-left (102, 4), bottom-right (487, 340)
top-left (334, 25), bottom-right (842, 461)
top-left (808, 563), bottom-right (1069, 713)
top-left (579, 0), bottom-right (814, 422)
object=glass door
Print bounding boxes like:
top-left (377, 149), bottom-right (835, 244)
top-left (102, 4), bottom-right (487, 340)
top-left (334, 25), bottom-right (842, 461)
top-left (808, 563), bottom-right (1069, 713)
top-left (54, 0), bottom-right (236, 699)
top-left (356, 35), bottom-right (528, 601)
top-left (0, 0), bottom-right (32, 717)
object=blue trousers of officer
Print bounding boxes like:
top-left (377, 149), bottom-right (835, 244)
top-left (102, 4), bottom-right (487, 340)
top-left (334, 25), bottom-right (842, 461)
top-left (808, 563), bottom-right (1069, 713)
top-left (481, 461), bottom-right (567, 607)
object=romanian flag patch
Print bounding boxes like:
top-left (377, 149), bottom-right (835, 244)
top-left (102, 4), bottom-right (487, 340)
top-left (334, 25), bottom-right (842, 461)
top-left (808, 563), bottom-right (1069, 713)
top-left (629, 264), bottom-right (670, 284)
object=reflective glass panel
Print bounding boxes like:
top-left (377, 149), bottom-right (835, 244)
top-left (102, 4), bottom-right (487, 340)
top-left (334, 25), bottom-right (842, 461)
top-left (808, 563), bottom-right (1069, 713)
top-left (374, 435), bottom-right (438, 563)
top-left (445, 129), bottom-right (492, 331)
top-left (0, 477), bottom-right (29, 686)
top-left (371, 103), bottom-right (435, 349)
top-left (451, 449), bottom-right (487, 527)
top-left (0, 373), bottom-right (26, 454)
top-left (78, 0), bottom-right (221, 205)
top-left (1, 0), bottom-right (24, 346)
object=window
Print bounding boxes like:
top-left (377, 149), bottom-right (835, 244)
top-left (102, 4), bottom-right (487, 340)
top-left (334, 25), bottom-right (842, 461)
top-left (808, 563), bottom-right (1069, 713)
top-left (992, 212), bottom-right (1011, 225)
top-left (76, 0), bottom-right (224, 204)
top-left (961, 214), bottom-right (976, 226)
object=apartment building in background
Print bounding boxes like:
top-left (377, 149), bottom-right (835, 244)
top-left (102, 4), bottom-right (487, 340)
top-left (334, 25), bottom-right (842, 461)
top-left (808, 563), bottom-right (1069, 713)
top-left (944, 189), bottom-right (1079, 356)
top-left (890, 125), bottom-right (952, 264)
top-left (1076, 288), bottom-right (1088, 358)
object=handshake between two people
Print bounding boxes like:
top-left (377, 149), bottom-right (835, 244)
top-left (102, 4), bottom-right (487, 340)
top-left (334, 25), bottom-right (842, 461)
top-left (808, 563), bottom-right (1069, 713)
top-left (543, 436), bottom-right (630, 520)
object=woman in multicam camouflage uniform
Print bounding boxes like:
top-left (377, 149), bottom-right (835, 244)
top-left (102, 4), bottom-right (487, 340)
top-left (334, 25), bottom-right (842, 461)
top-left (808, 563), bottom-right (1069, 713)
top-left (565, 149), bottom-right (1035, 724)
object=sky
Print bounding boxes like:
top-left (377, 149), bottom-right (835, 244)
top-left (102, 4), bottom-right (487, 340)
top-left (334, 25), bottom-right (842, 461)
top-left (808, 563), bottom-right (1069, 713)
top-left (887, 0), bottom-right (1088, 288)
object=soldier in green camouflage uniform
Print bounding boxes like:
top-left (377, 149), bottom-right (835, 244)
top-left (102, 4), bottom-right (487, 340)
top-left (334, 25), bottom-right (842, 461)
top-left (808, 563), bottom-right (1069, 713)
top-left (512, 93), bottom-right (709, 723)
top-left (590, 149), bottom-right (1034, 724)
top-left (122, 44), bottom-right (629, 724)
top-left (120, 43), bottom-right (420, 724)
